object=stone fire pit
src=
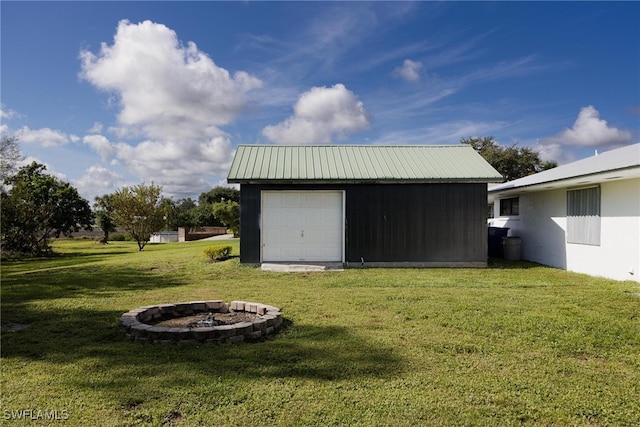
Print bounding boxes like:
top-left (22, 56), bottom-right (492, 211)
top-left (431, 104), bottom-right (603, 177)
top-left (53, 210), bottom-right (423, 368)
top-left (120, 300), bottom-right (282, 344)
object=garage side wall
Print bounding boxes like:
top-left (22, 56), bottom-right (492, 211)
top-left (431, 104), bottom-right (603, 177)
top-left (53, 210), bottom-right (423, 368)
top-left (346, 183), bottom-right (487, 265)
top-left (239, 183), bottom-right (488, 266)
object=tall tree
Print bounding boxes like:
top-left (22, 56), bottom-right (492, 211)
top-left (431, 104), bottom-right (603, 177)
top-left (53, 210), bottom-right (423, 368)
top-left (110, 183), bottom-right (165, 251)
top-left (93, 194), bottom-right (117, 244)
top-left (461, 136), bottom-right (557, 182)
top-left (1, 131), bottom-right (24, 189)
top-left (1, 162), bottom-right (93, 255)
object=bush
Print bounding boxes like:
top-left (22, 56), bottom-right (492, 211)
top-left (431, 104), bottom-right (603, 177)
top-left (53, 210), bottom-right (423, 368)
top-left (203, 245), bottom-right (232, 262)
top-left (109, 233), bottom-right (127, 241)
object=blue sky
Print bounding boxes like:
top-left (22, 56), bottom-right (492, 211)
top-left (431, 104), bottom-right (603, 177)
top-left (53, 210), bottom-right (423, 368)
top-left (2, 1), bottom-right (638, 201)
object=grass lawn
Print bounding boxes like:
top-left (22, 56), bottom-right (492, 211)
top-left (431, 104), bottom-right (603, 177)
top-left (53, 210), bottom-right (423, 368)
top-left (1, 239), bottom-right (639, 426)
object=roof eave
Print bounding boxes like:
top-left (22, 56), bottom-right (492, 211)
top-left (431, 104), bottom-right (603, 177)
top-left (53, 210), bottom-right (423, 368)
top-left (488, 165), bottom-right (640, 194)
top-left (228, 178), bottom-right (503, 185)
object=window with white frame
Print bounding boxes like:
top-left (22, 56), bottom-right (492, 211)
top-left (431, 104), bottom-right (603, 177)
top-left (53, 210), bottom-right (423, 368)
top-left (567, 186), bottom-right (600, 245)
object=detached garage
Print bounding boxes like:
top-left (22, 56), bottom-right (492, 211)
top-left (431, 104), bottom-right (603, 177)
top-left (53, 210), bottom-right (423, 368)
top-left (227, 145), bottom-right (502, 267)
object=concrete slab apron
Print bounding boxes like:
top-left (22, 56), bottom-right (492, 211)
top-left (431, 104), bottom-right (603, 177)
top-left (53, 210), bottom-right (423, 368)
top-left (261, 263), bottom-right (344, 272)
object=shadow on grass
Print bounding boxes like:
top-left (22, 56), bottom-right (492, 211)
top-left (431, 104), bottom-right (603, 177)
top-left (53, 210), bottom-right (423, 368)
top-left (1, 262), bottom-right (184, 304)
top-left (2, 304), bottom-right (404, 385)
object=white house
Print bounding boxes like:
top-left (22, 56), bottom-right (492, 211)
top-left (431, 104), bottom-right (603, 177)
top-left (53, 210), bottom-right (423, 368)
top-left (488, 143), bottom-right (640, 282)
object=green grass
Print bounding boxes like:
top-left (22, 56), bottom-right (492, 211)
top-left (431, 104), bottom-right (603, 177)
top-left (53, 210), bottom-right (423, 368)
top-left (2, 239), bottom-right (639, 426)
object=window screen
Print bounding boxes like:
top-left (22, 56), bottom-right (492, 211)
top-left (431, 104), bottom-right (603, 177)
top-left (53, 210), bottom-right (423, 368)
top-left (567, 186), bottom-right (600, 245)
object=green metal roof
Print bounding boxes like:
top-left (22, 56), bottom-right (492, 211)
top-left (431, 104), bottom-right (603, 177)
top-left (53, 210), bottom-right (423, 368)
top-left (227, 145), bottom-right (503, 183)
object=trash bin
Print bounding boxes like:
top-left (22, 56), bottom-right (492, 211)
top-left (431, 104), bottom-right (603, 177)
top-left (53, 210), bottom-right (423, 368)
top-left (502, 236), bottom-right (522, 261)
top-left (488, 227), bottom-right (510, 258)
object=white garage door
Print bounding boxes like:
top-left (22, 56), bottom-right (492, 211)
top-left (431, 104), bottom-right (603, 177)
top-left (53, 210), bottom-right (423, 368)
top-left (262, 191), bottom-right (343, 262)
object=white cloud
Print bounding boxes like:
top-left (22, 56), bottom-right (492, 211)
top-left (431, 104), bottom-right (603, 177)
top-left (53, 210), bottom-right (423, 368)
top-left (89, 122), bottom-right (104, 133)
top-left (393, 59), bottom-right (423, 82)
top-left (75, 165), bottom-right (125, 201)
top-left (1, 107), bottom-right (18, 120)
top-left (533, 141), bottom-right (564, 163)
top-left (83, 134), bottom-right (116, 161)
top-left (78, 19), bottom-right (263, 198)
top-left (543, 106), bottom-right (631, 147)
top-left (262, 83), bottom-right (370, 144)
top-left (18, 126), bottom-right (71, 147)
top-left (79, 19), bottom-right (261, 136)
top-left (535, 106), bottom-right (633, 163)
top-left (112, 135), bottom-right (234, 198)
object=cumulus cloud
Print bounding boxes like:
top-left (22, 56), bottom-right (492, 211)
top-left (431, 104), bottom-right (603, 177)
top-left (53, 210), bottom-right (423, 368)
top-left (78, 20), bottom-right (262, 197)
top-left (79, 131), bottom-right (234, 198)
top-left (535, 106), bottom-right (633, 163)
top-left (262, 83), bottom-right (370, 144)
top-left (74, 166), bottom-right (125, 201)
top-left (532, 141), bottom-right (566, 163)
top-left (112, 136), bottom-right (234, 198)
top-left (18, 126), bottom-right (76, 147)
top-left (393, 59), bottom-right (423, 82)
top-left (79, 19), bottom-right (261, 137)
top-left (83, 134), bottom-right (116, 161)
top-left (543, 106), bottom-right (631, 147)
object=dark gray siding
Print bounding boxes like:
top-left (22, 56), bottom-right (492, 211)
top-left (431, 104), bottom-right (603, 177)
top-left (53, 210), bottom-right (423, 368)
top-left (346, 184), bottom-right (487, 264)
top-left (238, 185), bottom-right (262, 264)
top-left (238, 183), bottom-right (488, 266)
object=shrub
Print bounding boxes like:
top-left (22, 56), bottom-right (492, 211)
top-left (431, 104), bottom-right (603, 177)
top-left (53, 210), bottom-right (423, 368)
top-left (109, 233), bottom-right (127, 241)
top-left (203, 245), bottom-right (232, 262)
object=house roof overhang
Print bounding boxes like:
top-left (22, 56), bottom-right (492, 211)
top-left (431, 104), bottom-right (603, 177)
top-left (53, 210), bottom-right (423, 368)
top-left (487, 143), bottom-right (640, 201)
top-left (488, 165), bottom-right (640, 202)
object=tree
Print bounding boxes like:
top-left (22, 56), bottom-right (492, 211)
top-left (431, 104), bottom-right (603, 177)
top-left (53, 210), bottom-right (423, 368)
top-left (199, 186), bottom-right (240, 205)
top-left (110, 183), bottom-right (165, 251)
top-left (190, 203), bottom-right (219, 227)
top-left (196, 187), bottom-right (240, 228)
top-left (93, 194), bottom-right (117, 244)
top-left (166, 198), bottom-right (200, 230)
top-left (1, 162), bottom-right (94, 255)
top-left (1, 131), bottom-right (24, 189)
top-left (212, 200), bottom-right (240, 237)
top-left (461, 136), bottom-right (557, 182)
top-left (158, 197), bottom-right (177, 231)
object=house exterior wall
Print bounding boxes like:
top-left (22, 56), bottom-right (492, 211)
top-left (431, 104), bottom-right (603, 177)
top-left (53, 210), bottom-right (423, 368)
top-left (490, 178), bottom-right (640, 282)
top-left (239, 183), bottom-right (488, 267)
top-left (568, 179), bottom-right (639, 282)
top-left (490, 188), bottom-right (567, 269)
